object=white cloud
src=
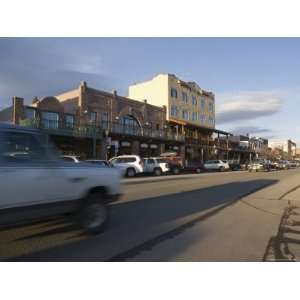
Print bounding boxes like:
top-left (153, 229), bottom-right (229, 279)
top-left (216, 91), bottom-right (283, 124)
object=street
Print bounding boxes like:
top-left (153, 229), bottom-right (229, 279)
top-left (1, 169), bottom-right (300, 261)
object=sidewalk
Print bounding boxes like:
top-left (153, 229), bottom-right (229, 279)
top-left (264, 179), bottom-right (300, 261)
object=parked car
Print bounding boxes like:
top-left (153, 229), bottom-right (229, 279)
top-left (0, 123), bottom-right (121, 234)
top-left (159, 152), bottom-right (184, 175)
top-left (85, 159), bottom-right (111, 167)
top-left (248, 160), bottom-right (269, 172)
top-left (277, 160), bottom-right (289, 170)
top-left (184, 162), bottom-right (205, 173)
top-left (223, 160), bottom-right (242, 171)
top-left (61, 155), bottom-right (81, 163)
top-left (143, 157), bottom-right (169, 176)
top-left (204, 160), bottom-right (230, 172)
top-left (109, 155), bottom-right (144, 177)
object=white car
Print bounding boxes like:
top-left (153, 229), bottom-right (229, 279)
top-left (0, 123), bottom-right (121, 234)
top-left (204, 160), bottom-right (230, 172)
top-left (143, 157), bottom-right (170, 176)
top-left (109, 155), bottom-right (144, 177)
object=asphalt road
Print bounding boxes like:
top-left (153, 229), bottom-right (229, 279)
top-left (2, 169), bottom-right (300, 261)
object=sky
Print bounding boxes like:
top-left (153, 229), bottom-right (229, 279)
top-left (0, 38), bottom-right (299, 144)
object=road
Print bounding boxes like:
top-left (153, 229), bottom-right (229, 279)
top-left (1, 169), bottom-right (300, 261)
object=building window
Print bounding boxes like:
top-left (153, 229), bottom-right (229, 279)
top-left (25, 107), bottom-right (36, 120)
top-left (209, 102), bottom-right (214, 113)
top-left (192, 112), bottom-right (198, 121)
top-left (41, 111), bottom-right (59, 129)
top-left (66, 114), bottom-right (74, 128)
top-left (171, 88), bottom-right (178, 98)
top-left (192, 95), bottom-right (197, 106)
top-left (209, 116), bottom-right (214, 126)
top-left (90, 111), bottom-right (97, 123)
top-left (200, 114), bottom-right (206, 124)
top-left (182, 92), bottom-right (188, 103)
top-left (102, 112), bottom-right (109, 122)
top-left (200, 99), bottom-right (206, 110)
top-left (156, 124), bottom-right (160, 130)
top-left (182, 110), bottom-right (189, 120)
top-left (119, 115), bottom-right (141, 135)
top-left (171, 105), bottom-right (178, 117)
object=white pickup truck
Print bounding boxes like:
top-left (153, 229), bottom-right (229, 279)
top-left (0, 123), bottom-right (121, 234)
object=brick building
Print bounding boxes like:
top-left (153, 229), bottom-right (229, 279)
top-left (0, 81), bottom-right (184, 159)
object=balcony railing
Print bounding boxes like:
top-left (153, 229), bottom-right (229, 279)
top-left (19, 118), bottom-right (185, 142)
top-left (104, 121), bottom-right (184, 142)
top-left (19, 119), bottom-right (102, 139)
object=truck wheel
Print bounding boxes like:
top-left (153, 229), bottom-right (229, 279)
top-left (126, 168), bottom-right (136, 177)
top-left (172, 167), bottom-right (180, 175)
top-left (219, 166), bottom-right (225, 172)
top-left (78, 193), bottom-right (109, 234)
top-left (154, 167), bottom-right (162, 176)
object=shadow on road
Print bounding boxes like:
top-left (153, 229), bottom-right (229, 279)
top-left (6, 178), bottom-right (278, 261)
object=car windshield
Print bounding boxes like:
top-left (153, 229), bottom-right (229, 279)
top-left (0, 131), bottom-right (60, 162)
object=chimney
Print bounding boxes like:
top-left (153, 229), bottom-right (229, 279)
top-left (143, 99), bottom-right (147, 104)
top-left (12, 97), bottom-right (25, 124)
top-left (112, 89), bottom-right (117, 97)
top-left (32, 97), bottom-right (39, 105)
top-left (80, 81), bottom-right (87, 88)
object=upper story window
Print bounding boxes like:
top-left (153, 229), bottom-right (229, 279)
top-left (200, 98), bottom-right (206, 110)
top-left (208, 102), bottom-right (214, 113)
top-left (171, 88), bottom-right (178, 98)
top-left (66, 114), bottom-right (74, 128)
top-left (182, 92), bottom-right (188, 103)
top-left (192, 112), bottom-right (198, 121)
top-left (209, 116), bottom-right (214, 126)
top-left (102, 112), bottom-right (109, 122)
top-left (25, 107), bottom-right (36, 120)
top-left (200, 114), bottom-right (206, 124)
top-left (182, 110), bottom-right (189, 120)
top-left (192, 95), bottom-right (197, 106)
top-left (90, 111), bottom-right (97, 123)
top-left (41, 111), bottom-right (59, 129)
top-left (171, 105), bottom-right (178, 117)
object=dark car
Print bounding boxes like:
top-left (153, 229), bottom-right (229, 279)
top-left (184, 162), bottom-right (205, 173)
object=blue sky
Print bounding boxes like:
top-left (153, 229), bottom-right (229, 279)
top-left (0, 38), bottom-right (299, 144)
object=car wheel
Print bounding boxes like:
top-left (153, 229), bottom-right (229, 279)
top-left (219, 166), bottom-right (225, 172)
top-left (154, 167), bottom-right (162, 176)
top-left (126, 168), bottom-right (136, 177)
top-left (172, 167), bottom-right (180, 175)
top-left (78, 193), bottom-right (109, 234)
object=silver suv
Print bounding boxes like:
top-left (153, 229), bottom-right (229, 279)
top-left (143, 157), bottom-right (169, 176)
top-left (109, 155), bottom-right (144, 177)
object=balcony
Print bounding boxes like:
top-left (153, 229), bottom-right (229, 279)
top-left (19, 118), bottom-right (185, 142)
top-left (103, 121), bottom-right (185, 142)
top-left (19, 119), bottom-right (103, 139)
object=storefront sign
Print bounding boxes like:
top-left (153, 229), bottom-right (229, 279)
top-left (121, 141), bottom-right (131, 147)
top-left (173, 146), bottom-right (179, 150)
top-left (140, 143), bottom-right (148, 149)
top-left (150, 144), bottom-right (158, 149)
